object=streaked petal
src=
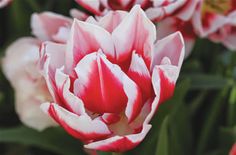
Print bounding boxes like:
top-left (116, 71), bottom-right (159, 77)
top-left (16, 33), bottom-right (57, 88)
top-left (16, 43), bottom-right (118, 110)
top-left (112, 5), bottom-right (156, 67)
top-left (41, 103), bottom-right (112, 141)
top-left (66, 19), bottom-right (115, 71)
top-left (84, 124), bottom-right (151, 152)
top-left (74, 52), bottom-right (127, 114)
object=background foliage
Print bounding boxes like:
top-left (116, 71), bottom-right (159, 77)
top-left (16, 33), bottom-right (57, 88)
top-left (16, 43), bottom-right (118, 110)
top-left (0, 0), bottom-right (236, 155)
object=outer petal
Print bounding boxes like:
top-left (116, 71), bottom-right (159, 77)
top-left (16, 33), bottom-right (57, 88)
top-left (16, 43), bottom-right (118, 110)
top-left (84, 124), bottom-right (151, 152)
top-left (41, 103), bottom-right (112, 142)
top-left (75, 0), bottom-right (103, 15)
top-left (151, 31), bottom-right (185, 70)
top-left (112, 5), bottom-right (156, 67)
top-left (151, 32), bottom-right (185, 103)
top-left (2, 37), bottom-right (56, 131)
top-left (39, 42), bottom-right (66, 105)
top-left (65, 19), bottom-right (115, 71)
top-left (2, 37), bottom-right (40, 86)
top-left (70, 8), bottom-right (89, 21)
top-left (31, 12), bottom-right (72, 42)
top-left (98, 10), bottom-right (128, 33)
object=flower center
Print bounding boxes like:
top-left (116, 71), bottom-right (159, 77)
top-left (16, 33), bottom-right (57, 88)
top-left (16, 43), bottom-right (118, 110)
top-left (202, 0), bottom-right (231, 15)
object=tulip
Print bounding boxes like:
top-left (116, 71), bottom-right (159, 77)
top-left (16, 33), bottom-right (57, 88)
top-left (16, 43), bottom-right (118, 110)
top-left (40, 5), bottom-right (185, 152)
top-left (2, 38), bottom-right (56, 130)
top-left (192, 0), bottom-right (236, 37)
top-left (146, 0), bottom-right (199, 21)
top-left (1, 12), bottom-right (72, 130)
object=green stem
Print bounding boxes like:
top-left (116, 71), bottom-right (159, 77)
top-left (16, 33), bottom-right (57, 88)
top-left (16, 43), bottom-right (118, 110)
top-left (196, 87), bottom-right (229, 155)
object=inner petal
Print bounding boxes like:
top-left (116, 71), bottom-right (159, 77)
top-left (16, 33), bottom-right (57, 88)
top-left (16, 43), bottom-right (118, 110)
top-left (74, 52), bottom-right (128, 114)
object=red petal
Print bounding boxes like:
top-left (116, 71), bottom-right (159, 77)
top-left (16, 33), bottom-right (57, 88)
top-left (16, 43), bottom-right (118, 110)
top-left (41, 103), bottom-right (112, 142)
top-left (66, 19), bottom-right (115, 71)
top-left (74, 52), bottom-right (127, 114)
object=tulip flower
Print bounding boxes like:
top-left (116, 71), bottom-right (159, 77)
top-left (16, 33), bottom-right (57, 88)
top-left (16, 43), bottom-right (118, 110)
top-left (2, 38), bottom-right (56, 130)
top-left (146, 0), bottom-right (199, 21)
top-left (1, 12), bottom-right (72, 130)
top-left (40, 5), bottom-right (185, 152)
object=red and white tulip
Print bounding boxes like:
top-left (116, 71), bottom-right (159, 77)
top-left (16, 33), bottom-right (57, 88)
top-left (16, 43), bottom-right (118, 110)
top-left (192, 0), bottom-right (236, 37)
top-left (146, 0), bottom-right (199, 21)
top-left (75, 0), bottom-right (149, 16)
top-left (39, 5), bottom-right (185, 152)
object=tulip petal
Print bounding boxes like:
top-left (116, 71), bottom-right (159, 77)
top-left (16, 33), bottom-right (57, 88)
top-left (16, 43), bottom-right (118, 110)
top-left (54, 68), bottom-right (87, 116)
top-left (84, 124), bottom-right (151, 152)
top-left (66, 19), bottom-right (115, 71)
top-left (112, 5), bottom-right (156, 67)
top-left (75, 0), bottom-right (102, 15)
top-left (39, 42), bottom-right (66, 105)
top-left (41, 103), bottom-right (112, 141)
top-left (128, 52), bottom-right (153, 103)
top-left (31, 12), bottom-right (71, 42)
top-left (98, 11), bottom-right (128, 33)
top-left (74, 52), bottom-right (127, 114)
top-left (151, 31), bottom-right (185, 70)
top-left (152, 65), bottom-right (176, 104)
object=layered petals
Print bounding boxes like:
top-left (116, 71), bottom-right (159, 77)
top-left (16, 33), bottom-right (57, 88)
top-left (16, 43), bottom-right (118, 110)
top-left (192, 0), bottom-right (236, 37)
top-left (39, 5), bottom-right (185, 152)
top-left (146, 0), bottom-right (199, 22)
top-left (41, 103), bottom-right (112, 141)
top-left (2, 37), bottom-right (56, 131)
top-left (66, 19), bottom-right (115, 71)
top-left (112, 5), bottom-right (156, 67)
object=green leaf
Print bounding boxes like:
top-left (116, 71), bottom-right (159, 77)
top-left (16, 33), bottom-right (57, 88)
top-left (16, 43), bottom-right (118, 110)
top-left (155, 116), bottom-right (169, 155)
top-left (0, 126), bottom-right (87, 155)
top-left (227, 86), bottom-right (236, 126)
top-left (196, 87), bottom-right (229, 155)
top-left (181, 74), bottom-right (231, 90)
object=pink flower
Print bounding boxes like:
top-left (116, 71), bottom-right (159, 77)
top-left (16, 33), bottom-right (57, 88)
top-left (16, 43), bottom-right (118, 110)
top-left (75, 0), bottom-right (149, 16)
top-left (145, 0), bottom-right (199, 21)
top-left (1, 12), bottom-right (72, 130)
top-left (208, 12), bottom-right (236, 50)
top-left (0, 0), bottom-right (11, 8)
top-left (192, 0), bottom-right (236, 37)
top-left (40, 5), bottom-right (185, 152)
top-left (75, 0), bottom-right (199, 22)
top-left (230, 143), bottom-right (236, 155)
top-left (2, 38), bottom-right (56, 131)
